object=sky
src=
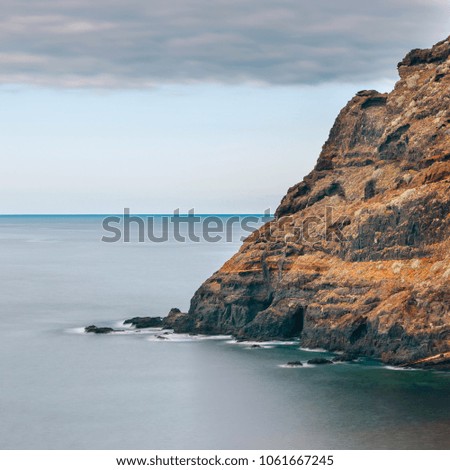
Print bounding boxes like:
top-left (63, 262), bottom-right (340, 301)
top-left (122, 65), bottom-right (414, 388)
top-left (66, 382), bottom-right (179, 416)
top-left (0, 0), bottom-right (449, 214)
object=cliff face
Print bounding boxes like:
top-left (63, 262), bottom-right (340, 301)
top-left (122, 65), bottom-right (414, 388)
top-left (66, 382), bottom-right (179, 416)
top-left (168, 37), bottom-right (450, 365)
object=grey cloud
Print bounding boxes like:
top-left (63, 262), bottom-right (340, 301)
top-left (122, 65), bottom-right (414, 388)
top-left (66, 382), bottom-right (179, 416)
top-left (0, 0), bottom-right (448, 88)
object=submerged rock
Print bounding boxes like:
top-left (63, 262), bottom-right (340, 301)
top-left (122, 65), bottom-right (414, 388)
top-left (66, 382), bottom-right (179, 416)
top-left (286, 361), bottom-right (303, 366)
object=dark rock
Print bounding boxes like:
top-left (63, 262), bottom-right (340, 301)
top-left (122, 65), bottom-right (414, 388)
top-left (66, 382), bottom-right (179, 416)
top-left (364, 179), bottom-right (377, 200)
top-left (361, 94), bottom-right (387, 109)
top-left (162, 308), bottom-right (191, 331)
top-left (388, 323), bottom-right (405, 339)
top-left (286, 360), bottom-right (303, 366)
top-left (398, 38), bottom-right (450, 68)
top-left (378, 124), bottom-right (410, 160)
top-left (156, 335), bottom-right (168, 340)
top-left (307, 358), bottom-right (333, 365)
top-left (85, 325), bottom-right (115, 334)
top-left (123, 316), bottom-right (163, 329)
top-left (400, 352), bottom-right (450, 371)
top-left (356, 89), bottom-right (380, 97)
top-left (332, 353), bottom-right (358, 362)
top-left (349, 317), bottom-right (368, 344)
top-left (250, 344), bottom-right (262, 348)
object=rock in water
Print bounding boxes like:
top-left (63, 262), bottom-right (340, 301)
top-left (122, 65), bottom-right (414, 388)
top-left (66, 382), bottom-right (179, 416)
top-left (287, 361), bottom-right (303, 366)
top-left (85, 325), bottom-right (115, 334)
top-left (173, 36), bottom-right (450, 367)
top-left (162, 308), bottom-right (191, 331)
top-left (332, 353), bottom-right (358, 363)
top-left (123, 316), bottom-right (163, 328)
top-left (307, 358), bottom-right (333, 365)
top-left (401, 352), bottom-right (450, 370)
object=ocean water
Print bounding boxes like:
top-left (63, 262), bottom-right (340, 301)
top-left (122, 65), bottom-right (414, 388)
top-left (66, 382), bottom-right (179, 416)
top-left (0, 215), bottom-right (449, 450)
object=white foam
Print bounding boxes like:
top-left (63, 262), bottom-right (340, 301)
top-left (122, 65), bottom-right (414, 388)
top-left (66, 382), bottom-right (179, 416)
top-left (67, 325), bottom-right (162, 336)
top-left (227, 339), bottom-right (298, 347)
top-left (108, 329), bottom-right (149, 335)
top-left (114, 320), bottom-right (169, 331)
top-left (147, 333), bottom-right (231, 342)
top-left (299, 347), bottom-right (328, 352)
top-left (383, 365), bottom-right (418, 371)
top-left (146, 335), bottom-right (173, 341)
top-left (279, 363), bottom-right (316, 369)
top-left (129, 328), bottom-right (164, 334)
top-left (65, 327), bottom-right (86, 335)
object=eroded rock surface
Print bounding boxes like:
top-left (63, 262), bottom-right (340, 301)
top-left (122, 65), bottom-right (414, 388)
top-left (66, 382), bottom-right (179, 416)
top-left (173, 37), bottom-right (450, 366)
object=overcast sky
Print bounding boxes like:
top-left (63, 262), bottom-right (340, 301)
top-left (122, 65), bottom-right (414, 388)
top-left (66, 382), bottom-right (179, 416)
top-left (1, 0), bottom-right (449, 213)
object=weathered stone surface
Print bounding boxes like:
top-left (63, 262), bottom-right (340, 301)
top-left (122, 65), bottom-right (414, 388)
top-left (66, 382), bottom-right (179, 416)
top-left (162, 308), bottom-right (191, 331)
top-left (175, 37), bottom-right (450, 366)
top-left (401, 351), bottom-right (450, 370)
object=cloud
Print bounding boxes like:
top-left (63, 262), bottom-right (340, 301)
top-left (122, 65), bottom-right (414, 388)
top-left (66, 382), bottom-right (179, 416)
top-left (0, 0), bottom-right (448, 88)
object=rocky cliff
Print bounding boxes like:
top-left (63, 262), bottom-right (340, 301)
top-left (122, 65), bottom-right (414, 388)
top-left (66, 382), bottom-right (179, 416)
top-left (166, 37), bottom-right (450, 366)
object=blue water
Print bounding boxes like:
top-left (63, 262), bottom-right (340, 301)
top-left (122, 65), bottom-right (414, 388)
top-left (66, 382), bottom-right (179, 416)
top-left (0, 216), bottom-right (449, 449)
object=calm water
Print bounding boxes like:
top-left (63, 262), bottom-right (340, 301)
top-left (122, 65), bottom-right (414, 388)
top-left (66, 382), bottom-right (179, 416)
top-left (0, 216), bottom-right (449, 450)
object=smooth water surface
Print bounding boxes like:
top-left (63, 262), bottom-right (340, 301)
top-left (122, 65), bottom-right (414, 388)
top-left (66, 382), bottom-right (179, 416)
top-left (0, 216), bottom-right (449, 449)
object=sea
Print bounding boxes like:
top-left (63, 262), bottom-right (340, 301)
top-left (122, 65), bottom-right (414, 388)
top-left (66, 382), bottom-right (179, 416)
top-left (0, 215), bottom-right (449, 450)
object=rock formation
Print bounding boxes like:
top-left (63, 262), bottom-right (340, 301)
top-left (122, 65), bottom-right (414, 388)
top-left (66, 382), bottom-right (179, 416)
top-left (123, 316), bottom-right (163, 328)
top-left (85, 325), bottom-right (117, 334)
top-left (166, 37), bottom-right (450, 367)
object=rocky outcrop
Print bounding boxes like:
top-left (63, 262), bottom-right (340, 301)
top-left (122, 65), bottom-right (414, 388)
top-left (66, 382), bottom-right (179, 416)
top-left (85, 325), bottom-right (117, 334)
top-left (162, 308), bottom-right (191, 330)
top-left (307, 358), bottom-right (333, 365)
top-left (124, 316), bottom-right (163, 328)
top-left (172, 36), bottom-right (450, 366)
top-left (401, 351), bottom-right (450, 370)
top-left (332, 353), bottom-right (358, 363)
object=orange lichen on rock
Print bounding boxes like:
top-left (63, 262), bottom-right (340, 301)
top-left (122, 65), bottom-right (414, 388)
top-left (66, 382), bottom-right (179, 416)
top-left (166, 37), bottom-right (450, 367)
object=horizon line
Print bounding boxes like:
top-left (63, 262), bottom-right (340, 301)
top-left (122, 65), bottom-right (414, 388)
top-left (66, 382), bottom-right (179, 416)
top-left (0, 213), bottom-right (274, 217)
